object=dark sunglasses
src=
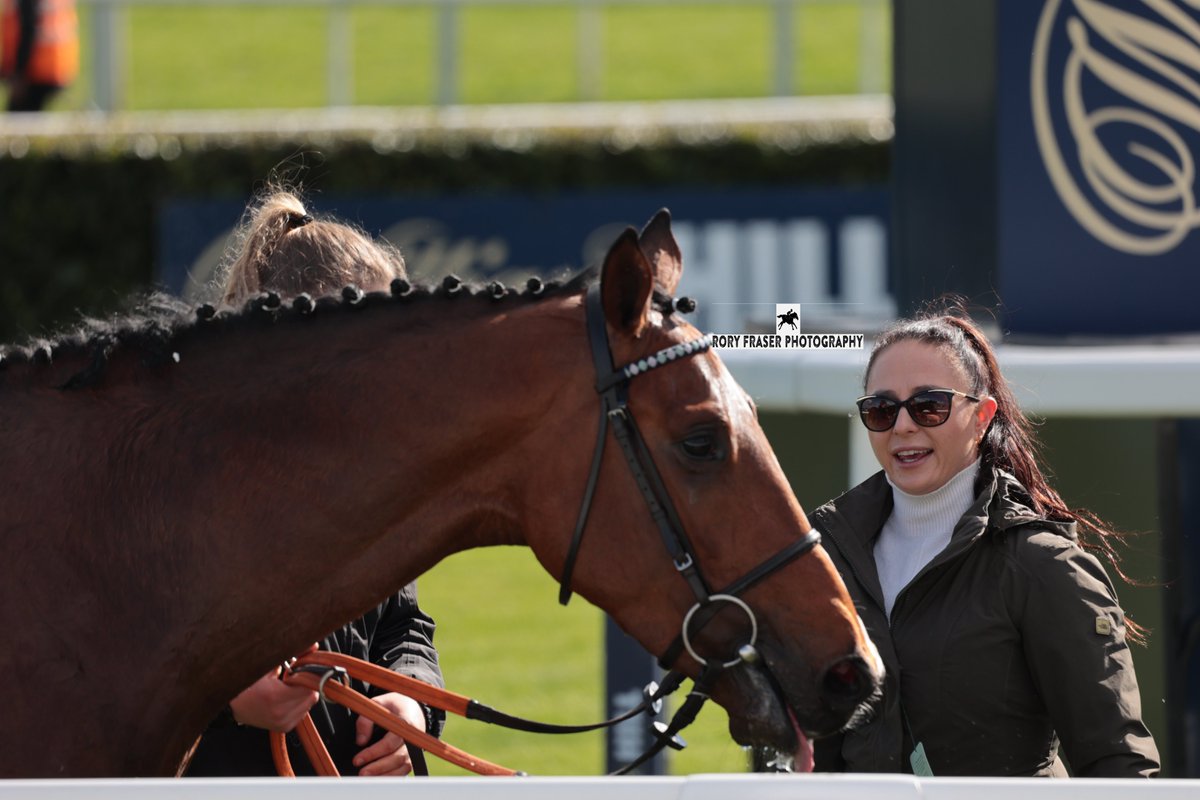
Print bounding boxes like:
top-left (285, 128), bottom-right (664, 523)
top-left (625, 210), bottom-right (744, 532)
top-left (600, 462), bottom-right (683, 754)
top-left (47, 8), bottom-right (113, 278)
top-left (855, 389), bottom-right (980, 432)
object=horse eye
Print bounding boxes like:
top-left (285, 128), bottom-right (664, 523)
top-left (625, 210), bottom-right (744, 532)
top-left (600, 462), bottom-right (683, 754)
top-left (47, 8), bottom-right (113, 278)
top-left (680, 431), bottom-right (720, 460)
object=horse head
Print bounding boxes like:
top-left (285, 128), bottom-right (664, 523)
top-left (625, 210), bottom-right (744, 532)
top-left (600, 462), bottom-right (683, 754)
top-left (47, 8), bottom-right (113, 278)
top-left (0, 206), bottom-right (879, 777)
top-left (524, 210), bottom-right (882, 764)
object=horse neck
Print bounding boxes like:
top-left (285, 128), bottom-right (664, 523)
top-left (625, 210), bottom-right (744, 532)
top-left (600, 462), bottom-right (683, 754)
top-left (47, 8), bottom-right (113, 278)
top-left (11, 293), bottom-right (592, 771)
top-left (170, 296), bottom-right (587, 637)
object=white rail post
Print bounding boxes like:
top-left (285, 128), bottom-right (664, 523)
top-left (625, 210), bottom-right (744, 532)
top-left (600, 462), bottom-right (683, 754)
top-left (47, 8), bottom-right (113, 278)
top-left (772, 0), bottom-right (794, 96)
top-left (577, 1), bottom-right (602, 101)
top-left (90, 0), bottom-right (126, 112)
top-left (860, 0), bottom-right (887, 93)
top-left (328, 0), bottom-right (353, 107)
top-left (435, 0), bottom-right (458, 105)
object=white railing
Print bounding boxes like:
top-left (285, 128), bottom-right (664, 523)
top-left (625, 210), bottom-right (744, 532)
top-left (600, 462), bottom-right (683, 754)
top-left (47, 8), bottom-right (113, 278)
top-left (721, 339), bottom-right (1200, 488)
top-left (77, 0), bottom-right (889, 112)
top-left (0, 774), bottom-right (1195, 798)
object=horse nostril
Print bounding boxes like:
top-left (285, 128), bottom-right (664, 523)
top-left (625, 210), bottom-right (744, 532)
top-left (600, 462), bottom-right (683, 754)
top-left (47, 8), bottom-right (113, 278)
top-left (822, 656), bottom-right (867, 702)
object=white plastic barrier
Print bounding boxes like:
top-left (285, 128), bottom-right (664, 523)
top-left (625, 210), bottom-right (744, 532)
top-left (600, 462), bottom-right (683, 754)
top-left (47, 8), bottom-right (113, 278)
top-left (0, 774), bottom-right (1196, 800)
top-left (721, 341), bottom-right (1200, 487)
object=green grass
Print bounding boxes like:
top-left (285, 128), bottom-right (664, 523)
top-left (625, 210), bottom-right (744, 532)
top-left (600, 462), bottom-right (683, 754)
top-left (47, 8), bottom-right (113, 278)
top-left (603, 5), bottom-right (772, 101)
top-left (54, 2), bottom-right (890, 112)
top-left (418, 546), bottom-right (751, 776)
top-left (354, 8), bottom-right (439, 106)
top-left (130, 8), bottom-right (330, 109)
top-left (460, 6), bottom-right (580, 104)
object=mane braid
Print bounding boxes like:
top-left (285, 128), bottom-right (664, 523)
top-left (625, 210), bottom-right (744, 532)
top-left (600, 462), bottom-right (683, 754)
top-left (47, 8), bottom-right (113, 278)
top-left (6, 269), bottom-right (600, 391)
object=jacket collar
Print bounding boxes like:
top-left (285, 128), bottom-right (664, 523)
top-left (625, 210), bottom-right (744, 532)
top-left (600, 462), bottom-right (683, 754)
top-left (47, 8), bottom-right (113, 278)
top-left (985, 467), bottom-right (1077, 540)
top-left (813, 464), bottom-right (1076, 611)
top-left (811, 472), bottom-right (894, 612)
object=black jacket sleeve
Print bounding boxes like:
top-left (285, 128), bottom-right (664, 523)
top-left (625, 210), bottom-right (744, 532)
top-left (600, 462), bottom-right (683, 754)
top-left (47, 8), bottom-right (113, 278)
top-left (1015, 532), bottom-right (1159, 777)
top-left (370, 582), bottom-right (447, 738)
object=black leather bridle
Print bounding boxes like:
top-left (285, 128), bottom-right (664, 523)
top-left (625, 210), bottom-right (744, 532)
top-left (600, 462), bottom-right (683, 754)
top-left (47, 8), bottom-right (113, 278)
top-left (553, 284), bottom-right (823, 772)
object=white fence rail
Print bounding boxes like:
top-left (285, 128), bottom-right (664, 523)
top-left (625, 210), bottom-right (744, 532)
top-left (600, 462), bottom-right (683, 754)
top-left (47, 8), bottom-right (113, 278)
top-left (0, 774), bottom-right (1195, 799)
top-left (722, 340), bottom-right (1200, 487)
top-left (77, 0), bottom-right (889, 112)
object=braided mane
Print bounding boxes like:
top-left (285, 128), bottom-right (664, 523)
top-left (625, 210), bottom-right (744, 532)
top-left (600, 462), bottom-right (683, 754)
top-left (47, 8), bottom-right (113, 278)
top-left (2, 271), bottom-right (599, 391)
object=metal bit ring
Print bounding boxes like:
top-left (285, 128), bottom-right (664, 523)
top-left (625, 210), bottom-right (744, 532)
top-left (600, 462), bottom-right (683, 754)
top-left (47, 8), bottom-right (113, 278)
top-left (681, 594), bottom-right (759, 669)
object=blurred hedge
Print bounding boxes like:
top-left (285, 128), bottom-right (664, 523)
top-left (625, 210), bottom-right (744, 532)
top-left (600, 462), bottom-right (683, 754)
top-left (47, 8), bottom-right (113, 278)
top-left (0, 127), bottom-right (888, 343)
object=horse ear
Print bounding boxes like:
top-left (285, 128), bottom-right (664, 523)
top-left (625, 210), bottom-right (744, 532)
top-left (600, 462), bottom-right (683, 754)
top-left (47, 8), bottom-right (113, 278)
top-left (601, 227), bottom-right (654, 337)
top-left (637, 208), bottom-right (683, 296)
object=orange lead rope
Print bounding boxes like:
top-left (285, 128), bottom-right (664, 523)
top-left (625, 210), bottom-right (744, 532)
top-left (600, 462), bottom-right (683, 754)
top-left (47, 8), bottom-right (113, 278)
top-left (268, 724), bottom-right (294, 777)
top-left (271, 714), bottom-right (339, 777)
top-left (269, 651), bottom-right (520, 777)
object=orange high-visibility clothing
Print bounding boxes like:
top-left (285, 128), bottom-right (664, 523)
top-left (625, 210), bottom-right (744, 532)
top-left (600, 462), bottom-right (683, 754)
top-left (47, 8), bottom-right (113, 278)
top-left (0, 0), bottom-right (78, 87)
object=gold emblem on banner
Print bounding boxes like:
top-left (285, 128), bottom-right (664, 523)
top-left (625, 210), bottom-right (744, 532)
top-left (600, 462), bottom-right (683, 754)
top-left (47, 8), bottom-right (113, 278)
top-left (1031, 0), bottom-right (1200, 255)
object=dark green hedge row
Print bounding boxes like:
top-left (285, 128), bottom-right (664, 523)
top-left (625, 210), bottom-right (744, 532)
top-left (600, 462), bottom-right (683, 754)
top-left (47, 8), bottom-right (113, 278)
top-left (0, 131), bottom-right (888, 343)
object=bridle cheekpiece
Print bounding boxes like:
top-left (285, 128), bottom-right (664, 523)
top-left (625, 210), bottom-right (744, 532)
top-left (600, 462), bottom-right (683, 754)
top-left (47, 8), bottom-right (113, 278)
top-left (554, 284), bottom-right (822, 772)
top-left (560, 283), bottom-right (821, 613)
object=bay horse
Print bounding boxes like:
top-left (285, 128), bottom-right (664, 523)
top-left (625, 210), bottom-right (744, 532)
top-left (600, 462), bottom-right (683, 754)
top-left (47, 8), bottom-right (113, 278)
top-left (0, 211), bottom-right (880, 777)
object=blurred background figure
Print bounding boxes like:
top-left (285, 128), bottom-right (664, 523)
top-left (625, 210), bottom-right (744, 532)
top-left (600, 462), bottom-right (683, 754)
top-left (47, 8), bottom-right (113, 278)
top-left (1, 0), bottom-right (78, 111)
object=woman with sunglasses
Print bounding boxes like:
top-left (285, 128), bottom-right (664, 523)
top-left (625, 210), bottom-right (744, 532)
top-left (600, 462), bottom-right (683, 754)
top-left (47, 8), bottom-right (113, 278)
top-left (810, 311), bottom-right (1159, 777)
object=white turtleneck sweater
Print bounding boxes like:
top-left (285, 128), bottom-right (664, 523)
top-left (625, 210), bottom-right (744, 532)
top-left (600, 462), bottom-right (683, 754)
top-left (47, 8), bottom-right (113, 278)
top-left (874, 459), bottom-right (981, 620)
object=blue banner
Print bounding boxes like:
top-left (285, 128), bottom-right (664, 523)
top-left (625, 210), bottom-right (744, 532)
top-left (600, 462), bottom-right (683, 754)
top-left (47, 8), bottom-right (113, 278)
top-left (999, 1), bottom-right (1200, 335)
top-left (159, 186), bottom-right (889, 336)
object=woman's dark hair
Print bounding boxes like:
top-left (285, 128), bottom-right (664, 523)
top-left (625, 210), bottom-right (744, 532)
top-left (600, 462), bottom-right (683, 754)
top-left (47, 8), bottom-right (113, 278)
top-left (866, 304), bottom-right (1147, 643)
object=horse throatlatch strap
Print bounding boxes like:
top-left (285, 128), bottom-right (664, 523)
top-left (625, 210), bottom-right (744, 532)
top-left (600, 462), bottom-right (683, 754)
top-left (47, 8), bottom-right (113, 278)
top-left (557, 285), bottom-right (621, 605)
top-left (558, 393), bottom-right (610, 605)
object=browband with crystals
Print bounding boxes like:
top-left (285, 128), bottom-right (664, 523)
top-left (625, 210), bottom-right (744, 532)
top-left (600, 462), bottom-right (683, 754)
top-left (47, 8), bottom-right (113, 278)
top-left (618, 334), bottom-right (713, 380)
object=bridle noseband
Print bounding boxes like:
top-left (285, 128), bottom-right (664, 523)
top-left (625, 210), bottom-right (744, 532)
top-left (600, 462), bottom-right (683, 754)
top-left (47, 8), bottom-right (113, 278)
top-left (557, 284), bottom-right (822, 772)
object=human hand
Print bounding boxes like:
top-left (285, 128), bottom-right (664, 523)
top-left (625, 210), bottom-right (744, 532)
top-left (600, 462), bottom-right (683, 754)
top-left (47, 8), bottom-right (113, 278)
top-left (351, 692), bottom-right (426, 776)
top-left (228, 645), bottom-right (320, 732)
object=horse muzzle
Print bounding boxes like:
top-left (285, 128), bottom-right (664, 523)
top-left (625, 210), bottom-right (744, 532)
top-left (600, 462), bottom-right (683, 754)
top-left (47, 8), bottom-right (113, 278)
top-left (719, 641), bottom-right (883, 755)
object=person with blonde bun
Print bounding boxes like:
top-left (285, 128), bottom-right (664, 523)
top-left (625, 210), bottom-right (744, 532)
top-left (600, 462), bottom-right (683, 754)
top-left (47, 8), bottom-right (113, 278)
top-left (186, 190), bottom-right (443, 778)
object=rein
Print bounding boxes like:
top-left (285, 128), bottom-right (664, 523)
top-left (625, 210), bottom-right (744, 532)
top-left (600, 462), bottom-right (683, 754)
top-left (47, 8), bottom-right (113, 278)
top-left (270, 650), bottom-right (683, 777)
top-left (271, 651), bottom-right (518, 776)
top-left (269, 284), bottom-right (822, 777)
